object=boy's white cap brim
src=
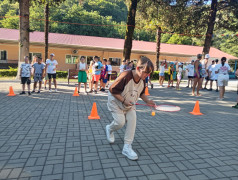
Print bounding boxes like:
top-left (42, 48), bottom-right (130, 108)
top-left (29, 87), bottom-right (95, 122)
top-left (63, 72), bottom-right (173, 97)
top-left (50, 53), bottom-right (55, 56)
top-left (205, 54), bottom-right (210, 58)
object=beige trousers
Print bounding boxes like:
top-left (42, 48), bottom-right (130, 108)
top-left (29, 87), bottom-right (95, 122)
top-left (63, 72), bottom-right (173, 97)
top-left (109, 108), bottom-right (136, 144)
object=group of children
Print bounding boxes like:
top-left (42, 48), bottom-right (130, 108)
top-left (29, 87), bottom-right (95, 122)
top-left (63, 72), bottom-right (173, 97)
top-left (19, 53), bottom-right (58, 95)
top-left (158, 60), bottom-right (184, 90)
top-left (77, 56), bottom-right (112, 94)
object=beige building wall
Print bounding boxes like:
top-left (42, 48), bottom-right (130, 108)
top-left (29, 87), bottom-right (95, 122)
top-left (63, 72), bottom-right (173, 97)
top-left (0, 42), bottom-right (192, 71)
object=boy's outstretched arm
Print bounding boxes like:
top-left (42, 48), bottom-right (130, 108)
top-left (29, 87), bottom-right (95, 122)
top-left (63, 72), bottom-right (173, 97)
top-left (140, 94), bottom-right (155, 106)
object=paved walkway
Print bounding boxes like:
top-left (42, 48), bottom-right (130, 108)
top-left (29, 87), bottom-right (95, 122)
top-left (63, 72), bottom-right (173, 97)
top-left (0, 80), bottom-right (238, 180)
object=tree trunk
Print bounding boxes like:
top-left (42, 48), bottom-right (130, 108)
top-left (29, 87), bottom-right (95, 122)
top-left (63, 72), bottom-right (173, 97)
top-left (123, 0), bottom-right (138, 60)
top-left (156, 26), bottom-right (162, 71)
top-left (17, 0), bottom-right (29, 78)
top-left (44, 2), bottom-right (49, 62)
top-left (202, 0), bottom-right (218, 57)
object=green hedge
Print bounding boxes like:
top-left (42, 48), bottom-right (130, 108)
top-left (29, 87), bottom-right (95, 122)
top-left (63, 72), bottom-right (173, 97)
top-left (0, 67), bottom-right (17, 77)
top-left (56, 71), bottom-right (68, 78)
top-left (0, 67), bottom-right (68, 78)
top-left (0, 69), bottom-right (176, 80)
top-left (151, 71), bottom-right (170, 81)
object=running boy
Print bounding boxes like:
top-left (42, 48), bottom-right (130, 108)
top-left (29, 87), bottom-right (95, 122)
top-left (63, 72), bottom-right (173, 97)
top-left (32, 57), bottom-right (45, 93)
top-left (105, 56), bottom-right (155, 160)
top-left (19, 56), bottom-right (32, 95)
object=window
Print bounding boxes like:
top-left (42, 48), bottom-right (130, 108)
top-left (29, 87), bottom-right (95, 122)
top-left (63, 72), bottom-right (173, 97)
top-left (29, 52), bottom-right (42, 62)
top-left (0, 50), bottom-right (7, 60)
top-left (109, 57), bottom-right (121, 66)
top-left (66, 55), bottom-right (79, 64)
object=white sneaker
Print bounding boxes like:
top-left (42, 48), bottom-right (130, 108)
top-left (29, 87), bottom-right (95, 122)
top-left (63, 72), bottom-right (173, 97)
top-left (122, 144), bottom-right (138, 160)
top-left (49, 89), bottom-right (52, 92)
top-left (55, 89), bottom-right (58, 92)
top-left (106, 125), bottom-right (115, 143)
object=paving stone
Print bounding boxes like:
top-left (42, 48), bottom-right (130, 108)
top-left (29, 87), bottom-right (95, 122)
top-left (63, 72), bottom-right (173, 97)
top-left (0, 81), bottom-right (238, 180)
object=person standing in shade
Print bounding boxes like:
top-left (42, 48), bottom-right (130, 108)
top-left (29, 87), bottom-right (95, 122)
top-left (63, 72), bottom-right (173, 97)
top-left (77, 56), bottom-right (88, 94)
top-left (201, 54), bottom-right (210, 89)
top-left (214, 59), bottom-right (219, 92)
top-left (207, 60), bottom-right (216, 91)
top-left (32, 57), bottom-right (45, 93)
top-left (192, 54), bottom-right (203, 96)
top-left (89, 56), bottom-right (103, 94)
top-left (19, 56), bottom-right (32, 95)
top-left (99, 59), bottom-right (108, 92)
top-left (106, 60), bottom-right (112, 87)
top-left (159, 61), bottom-right (165, 87)
top-left (215, 57), bottom-right (231, 100)
top-left (172, 61), bottom-right (178, 88)
top-left (46, 53), bottom-right (58, 92)
top-left (176, 63), bottom-right (183, 90)
top-left (119, 60), bottom-right (126, 75)
top-left (186, 60), bottom-right (194, 88)
top-left (88, 60), bottom-right (94, 91)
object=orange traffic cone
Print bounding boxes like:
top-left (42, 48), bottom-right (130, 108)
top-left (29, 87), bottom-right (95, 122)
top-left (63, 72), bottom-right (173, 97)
top-left (190, 101), bottom-right (203, 115)
top-left (73, 87), bottom-right (79, 96)
top-left (145, 86), bottom-right (150, 96)
top-left (88, 102), bottom-right (100, 120)
top-left (7, 86), bottom-right (16, 96)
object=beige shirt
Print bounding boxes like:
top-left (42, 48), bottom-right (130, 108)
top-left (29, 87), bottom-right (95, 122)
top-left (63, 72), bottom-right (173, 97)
top-left (108, 71), bottom-right (145, 112)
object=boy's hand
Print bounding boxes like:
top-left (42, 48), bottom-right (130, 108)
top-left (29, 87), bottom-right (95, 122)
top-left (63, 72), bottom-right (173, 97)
top-left (123, 99), bottom-right (133, 106)
top-left (146, 100), bottom-right (155, 106)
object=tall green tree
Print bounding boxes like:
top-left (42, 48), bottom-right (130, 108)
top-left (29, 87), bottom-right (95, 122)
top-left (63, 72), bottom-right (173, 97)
top-left (123, 0), bottom-right (139, 60)
top-left (33, 0), bottom-right (66, 61)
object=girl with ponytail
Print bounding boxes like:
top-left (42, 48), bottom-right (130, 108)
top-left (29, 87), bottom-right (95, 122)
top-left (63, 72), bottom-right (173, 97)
top-left (215, 57), bottom-right (231, 100)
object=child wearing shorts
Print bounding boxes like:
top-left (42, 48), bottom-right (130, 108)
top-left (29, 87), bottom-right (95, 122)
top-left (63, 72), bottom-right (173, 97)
top-left (89, 56), bottom-right (103, 94)
top-left (106, 60), bottom-right (112, 87)
top-left (88, 60), bottom-right (94, 91)
top-left (32, 57), bottom-right (45, 93)
top-left (77, 56), bottom-right (88, 94)
top-left (176, 63), bottom-right (183, 90)
top-left (100, 59), bottom-right (108, 92)
top-left (159, 61), bottom-right (165, 87)
top-left (105, 56), bottom-right (155, 160)
top-left (20, 56), bottom-right (32, 95)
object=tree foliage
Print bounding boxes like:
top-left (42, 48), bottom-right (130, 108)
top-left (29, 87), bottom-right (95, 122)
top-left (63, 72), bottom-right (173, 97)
top-left (0, 0), bottom-right (237, 58)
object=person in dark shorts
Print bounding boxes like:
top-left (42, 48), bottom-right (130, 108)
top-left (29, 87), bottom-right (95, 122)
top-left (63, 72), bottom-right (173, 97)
top-left (32, 57), bottom-right (45, 93)
top-left (186, 60), bottom-right (195, 88)
top-left (46, 53), bottom-right (58, 92)
top-left (20, 56), bottom-right (32, 95)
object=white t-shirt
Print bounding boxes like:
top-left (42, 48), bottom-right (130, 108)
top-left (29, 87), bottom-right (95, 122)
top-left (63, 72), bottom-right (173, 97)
top-left (209, 64), bottom-right (217, 80)
top-left (46, 59), bottom-right (58, 74)
top-left (119, 65), bottom-right (124, 73)
top-left (187, 64), bottom-right (194, 76)
top-left (107, 65), bottom-right (112, 74)
top-left (216, 63), bottom-right (231, 75)
top-left (79, 62), bottom-right (86, 70)
top-left (177, 67), bottom-right (183, 76)
top-left (20, 63), bottom-right (32, 77)
top-left (159, 65), bottom-right (165, 73)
